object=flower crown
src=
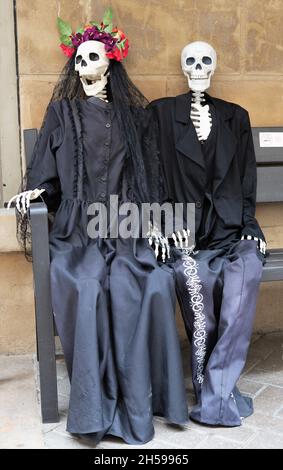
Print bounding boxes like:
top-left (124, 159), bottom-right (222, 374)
top-left (57, 8), bottom-right (129, 62)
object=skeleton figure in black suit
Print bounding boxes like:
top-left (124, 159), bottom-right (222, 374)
top-left (150, 41), bottom-right (266, 426)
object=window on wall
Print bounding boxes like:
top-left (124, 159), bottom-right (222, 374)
top-left (0, 0), bottom-right (21, 207)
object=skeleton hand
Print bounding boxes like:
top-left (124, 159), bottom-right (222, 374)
top-left (171, 229), bottom-right (195, 253)
top-left (241, 235), bottom-right (267, 255)
top-left (7, 188), bottom-right (46, 214)
top-left (190, 103), bottom-right (212, 141)
top-left (146, 221), bottom-right (170, 262)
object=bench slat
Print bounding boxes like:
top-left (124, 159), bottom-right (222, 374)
top-left (266, 252), bottom-right (283, 262)
top-left (253, 127), bottom-right (283, 164)
top-left (256, 166), bottom-right (283, 202)
top-left (265, 262), bottom-right (283, 268)
top-left (268, 248), bottom-right (283, 254)
top-left (262, 249), bottom-right (283, 281)
top-left (262, 266), bottom-right (283, 282)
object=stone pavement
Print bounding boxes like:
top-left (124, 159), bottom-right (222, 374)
top-left (1, 332), bottom-right (283, 449)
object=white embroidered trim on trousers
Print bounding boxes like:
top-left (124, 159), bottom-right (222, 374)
top-left (182, 250), bottom-right (206, 384)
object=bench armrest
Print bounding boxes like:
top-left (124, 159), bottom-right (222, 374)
top-left (29, 202), bottom-right (59, 422)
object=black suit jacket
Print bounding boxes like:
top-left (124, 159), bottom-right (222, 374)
top-left (150, 92), bottom-right (265, 242)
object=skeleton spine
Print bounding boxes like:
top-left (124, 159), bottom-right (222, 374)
top-left (191, 90), bottom-right (205, 106)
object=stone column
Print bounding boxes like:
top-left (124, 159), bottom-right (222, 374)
top-left (0, 0), bottom-right (21, 206)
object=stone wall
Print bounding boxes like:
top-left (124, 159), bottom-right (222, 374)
top-left (0, 252), bottom-right (35, 354)
top-left (17, 0), bottom-right (283, 128)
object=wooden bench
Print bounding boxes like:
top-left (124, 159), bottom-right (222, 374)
top-left (22, 127), bottom-right (283, 423)
top-left (253, 127), bottom-right (283, 281)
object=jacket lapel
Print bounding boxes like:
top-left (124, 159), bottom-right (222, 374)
top-left (174, 92), bottom-right (206, 170)
top-left (209, 95), bottom-right (238, 195)
top-left (174, 91), bottom-right (238, 192)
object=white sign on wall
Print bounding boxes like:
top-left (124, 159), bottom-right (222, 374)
top-left (259, 132), bottom-right (283, 148)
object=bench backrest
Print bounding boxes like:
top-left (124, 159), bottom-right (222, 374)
top-left (253, 127), bottom-right (283, 203)
top-left (24, 127), bottom-right (283, 204)
top-left (24, 128), bottom-right (38, 168)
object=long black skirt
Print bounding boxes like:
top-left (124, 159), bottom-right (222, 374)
top-left (48, 201), bottom-right (188, 444)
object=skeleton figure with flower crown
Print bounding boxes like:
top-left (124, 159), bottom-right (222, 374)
top-left (8, 9), bottom-right (188, 445)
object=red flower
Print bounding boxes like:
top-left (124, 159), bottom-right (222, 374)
top-left (106, 48), bottom-right (121, 61)
top-left (106, 38), bottom-right (129, 61)
top-left (60, 43), bottom-right (75, 58)
top-left (117, 29), bottom-right (126, 40)
top-left (123, 38), bottom-right (129, 57)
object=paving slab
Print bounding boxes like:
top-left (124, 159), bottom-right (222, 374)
top-left (237, 377), bottom-right (267, 397)
top-left (195, 435), bottom-right (242, 449)
top-left (1, 332), bottom-right (283, 449)
top-left (253, 385), bottom-right (283, 416)
top-left (242, 430), bottom-right (283, 449)
top-left (0, 354), bottom-right (44, 449)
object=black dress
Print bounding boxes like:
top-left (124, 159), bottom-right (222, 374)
top-left (26, 96), bottom-right (188, 444)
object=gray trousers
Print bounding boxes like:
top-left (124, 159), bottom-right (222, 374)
top-left (172, 240), bottom-right (263, 426)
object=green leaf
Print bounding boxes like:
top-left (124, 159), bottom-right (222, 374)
top-left (104, 23), bottom-right (113, 33)
top-left (57, 17), bottom-right (72, 37)
top-left (90, 21), bottom-right (101, 29)
top-left (75, 27), bottom-right (84, 35)
top-left (102, 7), bottom-right (113, 26)
top-left (60, 34), bottom-right (72, 46)
top-left (116, 39), bottom-right (126, 50)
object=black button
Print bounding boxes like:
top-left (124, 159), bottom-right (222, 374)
top-left (106, 123), bottom-right (111, 128)
top-left (100, 192), bottom-right (106, 198)
top-left (100, 176), bottom-right (106, 182)
top-left (103, 159), bottom-right (108, 164)
top-left (196, 200), bottom-right (202, 208)
top-left (104, 142), bottom-right (110, 146)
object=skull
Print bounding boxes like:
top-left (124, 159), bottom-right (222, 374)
top-left (75, 40), bottom-right (110, 97)
top-left (181, 41), bottom-right (217, 92)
